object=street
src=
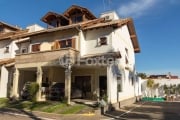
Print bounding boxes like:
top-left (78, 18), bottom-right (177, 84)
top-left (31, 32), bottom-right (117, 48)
top-left (0, 102), bottom-right (180, 120)
top-left (105, 102), bottom-right (180, 120)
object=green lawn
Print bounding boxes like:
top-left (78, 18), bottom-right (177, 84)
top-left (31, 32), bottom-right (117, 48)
top-left (0, 98), bottom-right (94, 114)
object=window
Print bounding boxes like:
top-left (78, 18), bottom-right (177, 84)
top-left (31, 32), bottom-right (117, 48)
top-left (31, 44), bottom-right (40, 52)
top-left (98, 37), bottom-right (108, 46)
top-left (117, 75), bottom-right (123, 92)
top-left (21, 47), bottom-right (28, 53)
top-left (125, 56), bottom-right (129, 64)
top-left (59, 40), bottom-right (66, 48)
top-left (59, 38), bottom-right (75, 49)
top-left (71, 15), bottom-right (83, 24)
top-left (4, 46), bottom-right (9, 53)
top-left (125, 48), bottom-right (128, 56)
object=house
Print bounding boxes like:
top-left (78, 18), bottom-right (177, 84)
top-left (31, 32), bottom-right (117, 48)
top-left (0, 22), bottom-right (44, 98)
top-left (0, 22), bottom-right (21, 98)
top-left (8, 5), bottom-right (140, 107)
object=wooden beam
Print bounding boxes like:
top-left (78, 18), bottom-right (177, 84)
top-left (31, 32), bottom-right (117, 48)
top-left (81, 18), bottom-right (105, 28)
top-left (130, 34), bottom-right (136, 38)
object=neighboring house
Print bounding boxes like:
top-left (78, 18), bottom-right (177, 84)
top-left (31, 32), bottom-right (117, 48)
top-left (148, 74), bottom-right (179, 79)
top-left (0, 22), bottom-right (21, 98)
top-left (9, 5), bottom-right (140, 107)
top-left (0, 22), bottom-right (44, 98)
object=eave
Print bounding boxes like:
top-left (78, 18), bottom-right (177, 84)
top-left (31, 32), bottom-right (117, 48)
top-left (0, 21), bottom-right (20, 31)
top-left (63, 5), bottom-right (96, 19)
top-left (41, 11), bottom-right (69, 23)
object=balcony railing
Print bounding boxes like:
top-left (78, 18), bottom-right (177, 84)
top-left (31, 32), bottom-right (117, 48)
top-left (15, 48), bottom-right (79, 64)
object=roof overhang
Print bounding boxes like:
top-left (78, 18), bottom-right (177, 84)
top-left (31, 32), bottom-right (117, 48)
top-left (63, 5), bottom-right (96, 19)
top-left (126, 19), bottom-right (140, 53)
top-left (0, 29), bottom-right (28, 41)
top-left (0, 21), bottom-right (20, 31)
top-left (41, 12), bottom-right (69, 23)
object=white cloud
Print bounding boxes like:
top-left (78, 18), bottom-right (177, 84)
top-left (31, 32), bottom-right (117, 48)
top-left (117, 0), bottom-right (159, 18)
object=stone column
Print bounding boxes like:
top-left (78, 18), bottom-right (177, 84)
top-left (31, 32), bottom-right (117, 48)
top-left (12, 68), bottom-right (19, 98)
top-left (36, 66), bottom-right (43, 101)
top-left (65, 69), bottom-right (71, 105)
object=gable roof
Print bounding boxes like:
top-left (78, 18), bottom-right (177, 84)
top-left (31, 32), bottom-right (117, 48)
top-left (0, 21), bottom-right (20, 31)
top-left (63, 5), bottom-right (96, 19)
top-left (1, 18), bottom-right (140, 53)
top-left (41, 11), bottom-right (69, 23)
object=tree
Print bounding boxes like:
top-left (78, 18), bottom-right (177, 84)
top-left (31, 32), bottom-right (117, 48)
top-left (147, 79), bottom-right (155, 97)
top-left (163, 84), bottom-right (169, 94)
top-left (176, 84), bottom-right (180, 94)
top-left (138, 73), bottom-right (147, 79)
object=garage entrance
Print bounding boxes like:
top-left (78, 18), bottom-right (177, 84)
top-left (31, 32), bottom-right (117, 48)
top-left (74, 76), bottom-right (91, 99)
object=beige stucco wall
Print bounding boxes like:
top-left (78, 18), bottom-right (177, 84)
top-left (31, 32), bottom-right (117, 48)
top-left (40, 42), bottom-right (52, 51)
top-left (28, 29), bottom-right (79, 52)
top-left (3, 28), bottom-right (13, 33)
top-left (82, 27), bottom-right (113, 56)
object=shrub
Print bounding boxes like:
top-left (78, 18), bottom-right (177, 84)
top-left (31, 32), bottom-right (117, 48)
top-left (27, 82), bottom-right (39, 101)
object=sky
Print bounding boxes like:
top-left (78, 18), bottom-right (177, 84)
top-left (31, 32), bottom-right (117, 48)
top-left (0, 0), bottom-right (180, 76)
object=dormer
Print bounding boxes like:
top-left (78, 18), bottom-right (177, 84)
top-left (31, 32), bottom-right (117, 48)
top-left (63, 5), bottom-right (96, 24)
top-left (41, 12), bottom-right (69, 28)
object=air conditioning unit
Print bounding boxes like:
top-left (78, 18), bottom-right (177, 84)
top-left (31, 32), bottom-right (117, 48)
top-left (104, 15), bottom-right (113, 21)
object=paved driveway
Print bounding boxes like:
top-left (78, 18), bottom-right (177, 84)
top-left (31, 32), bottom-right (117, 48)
top-left (0, 102), bottom-right (180, 120)
top-left (104, 102), bottom-right (180, 120)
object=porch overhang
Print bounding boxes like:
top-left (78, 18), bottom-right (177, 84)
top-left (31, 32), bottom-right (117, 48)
top-left (15, 48), bottom-right (79, 66)
top-left (0, 58), bottom-right (15, 66)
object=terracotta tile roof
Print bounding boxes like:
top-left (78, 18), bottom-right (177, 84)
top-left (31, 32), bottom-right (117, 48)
top-left (0, 21), bottom-right (20, 30)
top-left (41, 11), bottom-right (69, 23)
top-left (63, 5), bottom-right (96, 19)
top-left (0, 29), bottom-right (28, 41)
top-left (0, 58), bottom-right (15, 65)
top-left (1, 17), bottom-right (140, 53)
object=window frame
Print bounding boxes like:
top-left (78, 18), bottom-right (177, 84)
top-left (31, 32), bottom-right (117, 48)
top-left (31, 43), bottom-right (41, 52)
top-left (21, 47), bottom-right (28, 54)
top-left (58, 37), bottom-right (76, 49)
top-left (98, 36), bottom-right (109, 46)
top-left (71, 13), bottom-right (83, 24)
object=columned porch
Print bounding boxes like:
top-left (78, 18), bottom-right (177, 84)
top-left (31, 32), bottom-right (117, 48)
top-left (12, 65), bottom-right (111, 102)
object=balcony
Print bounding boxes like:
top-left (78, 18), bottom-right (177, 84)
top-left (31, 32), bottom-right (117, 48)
top-left (15, 48), bottom-right (79, 64)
